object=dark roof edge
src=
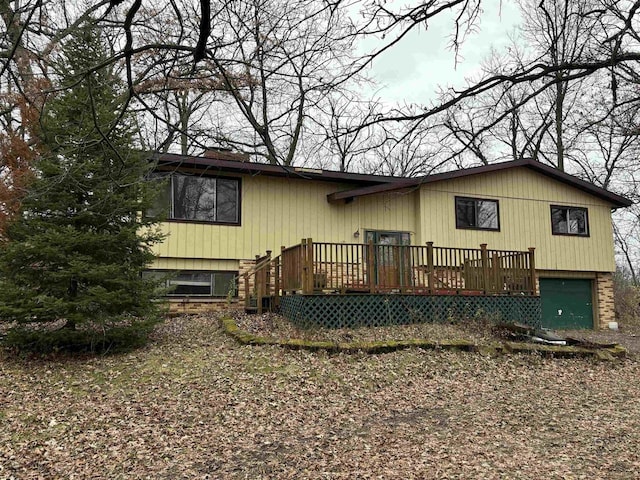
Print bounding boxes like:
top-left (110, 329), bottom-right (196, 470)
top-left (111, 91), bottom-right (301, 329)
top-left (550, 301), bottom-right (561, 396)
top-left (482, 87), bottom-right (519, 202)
top-left (326, 159), bottom-right (633, 208)
top-left (150, 152), bottom-right (407, 185)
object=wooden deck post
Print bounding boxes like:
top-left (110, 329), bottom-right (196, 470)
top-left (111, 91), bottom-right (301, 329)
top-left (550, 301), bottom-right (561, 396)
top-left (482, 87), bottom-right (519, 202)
top-left (528, 247), bottom-right (536, 295)
top-left (426, 241), bottom-right (434, 294)
top-left (279, 245), bottom-right (285, 295)
top-left (367, 241), bottom-right (375, 293)
top-left (257, 261), bottom-right (264, 315)
top-left (492, 252), bottom-right (500, 293)
top-left (301, 239), bottom-right (309, 294)
top-left (265, 250), bottom-right (272, 298)
top-left (306, 238), bottom-right (314, 294)
top-left (243, 272), bottom-right (250, 309)
top-left (254, 252), bottom-right (262, 312)
top-left (274, 255), bottom-right (281, 308)
top-left (480, 244), bottom-right (490, 294)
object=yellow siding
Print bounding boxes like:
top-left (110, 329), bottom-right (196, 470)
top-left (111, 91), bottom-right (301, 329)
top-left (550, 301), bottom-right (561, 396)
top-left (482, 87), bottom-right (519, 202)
top-left (537, 270), bottom-right (596, 279)
top-left (151, 258), bottom-right (239, 271)
top-left (152, 167), bottom-right (618, 273)
top-left (154, 175), bottom-right (417, 262)
top-left (418, 167), bottom-right (616, 272)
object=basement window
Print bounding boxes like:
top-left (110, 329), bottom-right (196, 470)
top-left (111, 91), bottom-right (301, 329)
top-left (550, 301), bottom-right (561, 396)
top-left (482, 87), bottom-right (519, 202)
top-left (143, 270), bottom-right (238, 297)
top-left (455, 196), bottom-right (500, 231)
top-left (551, 206), bottom-right (589, 236)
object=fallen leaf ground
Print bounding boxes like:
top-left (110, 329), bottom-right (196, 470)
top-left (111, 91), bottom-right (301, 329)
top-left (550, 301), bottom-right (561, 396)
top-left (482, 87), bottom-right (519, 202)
top-left (2, 315), bottom-right (640, 479)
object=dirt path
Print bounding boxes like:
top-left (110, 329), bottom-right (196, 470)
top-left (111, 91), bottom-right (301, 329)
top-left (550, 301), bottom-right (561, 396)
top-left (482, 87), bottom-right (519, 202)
top-left (562, 325), bottom-right (640, 355)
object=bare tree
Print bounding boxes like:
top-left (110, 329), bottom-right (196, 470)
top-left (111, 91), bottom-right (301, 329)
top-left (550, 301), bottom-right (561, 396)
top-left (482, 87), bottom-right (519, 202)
top-left (0, 1), bottom-right (67, 232)
top-left (614, 205), bottom-right (640, 286)
top-left (206, 0), bottom-right (364, 164)
top-left (362, 120), bottom-right (448, 177)
top-left (523, 0), bottom-right (602, 171)
top-left (134, 67), bottom-right (231, 155)
top-left (438, 0), bottom-right (606, 168)
top-left (346, 1), bottom-right (640, 150)
top-left (305, 90), bottom-right (387, 172)
top-left (439, 97), bottom-right (494, 165)
top-left (5, 0), bottom-right (640, 168)
top-left (108, 0), bottom-right (365, 165)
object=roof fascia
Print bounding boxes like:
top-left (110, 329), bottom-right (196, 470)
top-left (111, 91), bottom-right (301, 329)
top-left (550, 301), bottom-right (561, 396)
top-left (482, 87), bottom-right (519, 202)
top-left (150, 152), bottom-right (406, 186)
top-left (326, 159), bottom-right (632, 208)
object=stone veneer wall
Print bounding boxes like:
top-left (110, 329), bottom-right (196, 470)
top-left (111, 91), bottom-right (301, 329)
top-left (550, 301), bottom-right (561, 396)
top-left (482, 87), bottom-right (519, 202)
top-left (595, 272), bottom-right (615, 329)
top-left (167, 298), bottom-right (240, 315)
top-left (238, 259), bottom-right (257, 301)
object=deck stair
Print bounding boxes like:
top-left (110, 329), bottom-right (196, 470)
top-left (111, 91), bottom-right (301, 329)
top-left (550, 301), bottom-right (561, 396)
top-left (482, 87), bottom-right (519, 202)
top-left (243, 251), bottom-right (282, 314)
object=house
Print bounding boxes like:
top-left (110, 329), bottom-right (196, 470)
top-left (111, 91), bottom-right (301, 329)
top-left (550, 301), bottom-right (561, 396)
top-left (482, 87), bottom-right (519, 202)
top-left (147, 149), bottom-right (631, 329)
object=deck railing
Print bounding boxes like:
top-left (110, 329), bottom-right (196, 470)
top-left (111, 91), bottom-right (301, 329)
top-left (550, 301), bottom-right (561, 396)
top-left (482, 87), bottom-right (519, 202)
top-left (247, 239), bottom-right (537, 310)
top-left (281, 243), bottom-right (305, 292)
top-left (243, 250), bottom-right (281, 313)
top-left (309, 240), bottom-right (536, 295)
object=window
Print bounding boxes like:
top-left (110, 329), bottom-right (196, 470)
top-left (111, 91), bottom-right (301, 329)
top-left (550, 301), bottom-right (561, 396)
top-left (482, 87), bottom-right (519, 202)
top-left (455, 197), bottom-right (499, 231)
top-left (551, 206), bottom-right (589, 236)
top-left (150, 173), bottom-right (240, 224)
top-left (143, 270), bottom-right (238, 297)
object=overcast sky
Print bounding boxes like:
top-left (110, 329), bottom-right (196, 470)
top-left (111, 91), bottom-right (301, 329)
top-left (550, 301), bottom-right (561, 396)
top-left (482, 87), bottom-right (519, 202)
top-left (365, 1), bottom-right (522, 106)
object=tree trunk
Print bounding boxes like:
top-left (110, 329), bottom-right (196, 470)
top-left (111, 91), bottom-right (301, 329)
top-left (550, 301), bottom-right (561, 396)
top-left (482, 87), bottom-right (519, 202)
top-left (555, 76), bottom-right (565, 171)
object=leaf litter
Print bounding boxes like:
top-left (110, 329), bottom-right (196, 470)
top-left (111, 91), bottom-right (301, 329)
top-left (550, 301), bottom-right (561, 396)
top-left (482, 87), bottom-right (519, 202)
top-left (2, 313), bottom-right (640, 479)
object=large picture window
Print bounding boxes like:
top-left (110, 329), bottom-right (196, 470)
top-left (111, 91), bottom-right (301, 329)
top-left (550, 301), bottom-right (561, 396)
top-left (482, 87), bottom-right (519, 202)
top-left (143, 270), bottom-right (238, 297)
top-left (551, 206), bottom-right (589, 236)
top-left (150, 173), bottom-right (240, 224)
top-left (455, 196), bottom-right (499, 231)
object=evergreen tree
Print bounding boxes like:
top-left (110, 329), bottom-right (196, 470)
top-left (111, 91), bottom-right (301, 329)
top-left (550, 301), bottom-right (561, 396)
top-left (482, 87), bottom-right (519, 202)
top-left (0, 23), bottom-right (164, 330)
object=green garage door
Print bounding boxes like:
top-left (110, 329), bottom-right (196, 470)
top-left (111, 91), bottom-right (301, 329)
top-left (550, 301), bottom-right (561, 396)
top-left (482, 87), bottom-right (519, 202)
top-left (539, 278), bottom-right (593, 329)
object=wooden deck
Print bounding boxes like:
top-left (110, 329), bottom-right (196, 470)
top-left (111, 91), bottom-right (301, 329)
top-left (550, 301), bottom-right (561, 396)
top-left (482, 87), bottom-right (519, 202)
top-left (244, 239), bottom-right (537, 313)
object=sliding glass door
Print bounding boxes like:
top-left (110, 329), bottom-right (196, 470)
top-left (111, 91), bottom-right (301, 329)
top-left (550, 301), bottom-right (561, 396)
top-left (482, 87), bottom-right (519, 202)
top-left (365, 231), bottom-right (411, 288)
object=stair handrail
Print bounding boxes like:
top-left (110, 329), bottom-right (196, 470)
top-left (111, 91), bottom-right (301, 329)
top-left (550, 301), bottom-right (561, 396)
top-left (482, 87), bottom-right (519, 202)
top-left (243, 253), bottom-right (282, 313)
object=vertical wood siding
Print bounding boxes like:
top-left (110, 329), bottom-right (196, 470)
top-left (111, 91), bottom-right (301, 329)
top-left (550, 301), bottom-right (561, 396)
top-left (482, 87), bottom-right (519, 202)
top-left (152, 167), bottom-right (617, 273)
top-left (154, 175), bottom-right (417, 262)
top-left (418, 167), bottom-right (616, 272)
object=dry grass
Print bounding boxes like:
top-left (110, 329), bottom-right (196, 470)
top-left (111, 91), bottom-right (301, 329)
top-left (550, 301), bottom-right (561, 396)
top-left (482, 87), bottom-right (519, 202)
top-left (233, 310), bottom-right (640, 354)
top-left (2, 314), bottom-right (640, 479)
top-left (233, 311), bottom-right (498, 345)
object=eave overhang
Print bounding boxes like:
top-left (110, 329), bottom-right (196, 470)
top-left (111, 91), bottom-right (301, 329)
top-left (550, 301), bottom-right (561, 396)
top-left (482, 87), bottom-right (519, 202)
top-left (326, 159), bottom-right (633, 209)
top-left (150, 152), bottom-right (407, 187)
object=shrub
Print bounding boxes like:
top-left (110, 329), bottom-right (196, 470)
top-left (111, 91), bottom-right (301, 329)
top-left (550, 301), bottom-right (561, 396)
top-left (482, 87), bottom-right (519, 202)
top-left (614, 272), bottom-right (640, 327)
top-left (1, 316), bottom-right (162, 355)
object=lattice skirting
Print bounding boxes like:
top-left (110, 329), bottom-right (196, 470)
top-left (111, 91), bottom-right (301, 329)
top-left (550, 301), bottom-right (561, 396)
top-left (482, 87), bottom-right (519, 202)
top-left (279, 294), bottom-right (541, 329)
